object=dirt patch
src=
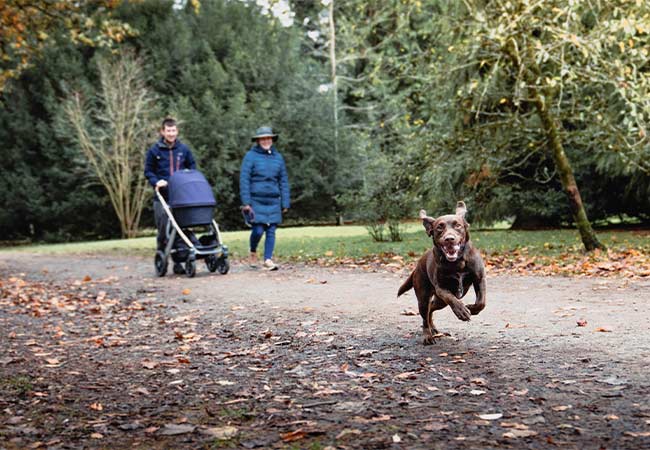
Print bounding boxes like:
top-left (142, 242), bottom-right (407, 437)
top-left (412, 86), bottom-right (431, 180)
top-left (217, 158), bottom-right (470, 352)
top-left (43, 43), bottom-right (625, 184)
top-left (1, 253), bottom-right (650, 449)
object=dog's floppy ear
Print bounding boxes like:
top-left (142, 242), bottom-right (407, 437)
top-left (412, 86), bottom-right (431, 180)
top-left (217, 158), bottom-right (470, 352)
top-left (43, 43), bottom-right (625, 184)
top-left (419, 209), bottom-right (435, 236)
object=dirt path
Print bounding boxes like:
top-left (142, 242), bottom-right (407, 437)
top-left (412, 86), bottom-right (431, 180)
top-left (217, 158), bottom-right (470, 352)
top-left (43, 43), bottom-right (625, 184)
top-left (1, 253), bottom-right (650, 449)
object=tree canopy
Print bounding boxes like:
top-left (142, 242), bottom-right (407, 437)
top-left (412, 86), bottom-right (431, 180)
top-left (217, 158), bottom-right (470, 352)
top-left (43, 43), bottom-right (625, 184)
top-left (0, 0), bottom-right (137, 91)
top-left (1, 0), bottom-right (648, 245)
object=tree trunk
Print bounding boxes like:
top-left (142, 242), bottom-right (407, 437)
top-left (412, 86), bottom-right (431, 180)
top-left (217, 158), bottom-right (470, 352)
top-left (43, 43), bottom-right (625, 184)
top-left (507, 42), bottom-right (605, 252)
top-left (531, 88), bottom-right (605, 251)
top-left (329, 0), bottom-right (338, 155)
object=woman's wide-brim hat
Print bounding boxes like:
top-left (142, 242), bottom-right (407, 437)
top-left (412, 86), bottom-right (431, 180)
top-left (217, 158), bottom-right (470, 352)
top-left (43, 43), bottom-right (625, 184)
top-left (251, 126), bottom-right (278, 142)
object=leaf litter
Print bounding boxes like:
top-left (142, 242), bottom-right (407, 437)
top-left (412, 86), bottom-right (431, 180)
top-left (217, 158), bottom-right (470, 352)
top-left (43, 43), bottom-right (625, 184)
top-left (1, 269), bottom-right (649, 449)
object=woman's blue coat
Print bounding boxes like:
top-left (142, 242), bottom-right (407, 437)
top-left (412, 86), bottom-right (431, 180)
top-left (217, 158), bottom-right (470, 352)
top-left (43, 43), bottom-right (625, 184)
top-left (239, 144), bottom-right (290, 224)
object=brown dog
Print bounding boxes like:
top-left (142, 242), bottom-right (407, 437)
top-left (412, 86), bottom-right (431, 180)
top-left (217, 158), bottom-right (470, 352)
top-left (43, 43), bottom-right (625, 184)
top-left (397, 201), bottom-right (486, 345)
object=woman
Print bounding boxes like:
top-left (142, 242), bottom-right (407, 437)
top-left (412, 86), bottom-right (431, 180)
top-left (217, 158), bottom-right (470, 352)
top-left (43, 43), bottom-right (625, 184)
top-left (239, 126), bottom-right (290, 270)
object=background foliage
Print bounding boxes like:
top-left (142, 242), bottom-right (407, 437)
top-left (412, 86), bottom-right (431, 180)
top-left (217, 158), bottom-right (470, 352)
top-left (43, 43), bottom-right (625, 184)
top-left (0, 0), bottom-right (648, 242)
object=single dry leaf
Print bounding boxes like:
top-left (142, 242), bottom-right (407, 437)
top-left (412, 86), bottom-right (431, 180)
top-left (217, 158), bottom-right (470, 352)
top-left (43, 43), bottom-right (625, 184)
top-left (200, 426), bottom-right (238, 439)
top-left (471, 377), bottom-right (487, 386)
top-left (552, 405), bottom-right (572, 411)
top-left (478, 413), bottom-right (503, 420)
top-left (394, 371), bottom-right (418, 380)
top-left (500, 422), bottom-right (529, 430)
top-left (336, 429), bottom-right (362, 439)
top-left (160, 424), bottom-right (195, 435)
top-left (503, 429), bottom-right (538, 438)
top-left (281, 429), bottom-right (306, 442)
top-left (142, 361), bottom-right (158, 369)
top-left (181, 289), bottom-right (191, 295)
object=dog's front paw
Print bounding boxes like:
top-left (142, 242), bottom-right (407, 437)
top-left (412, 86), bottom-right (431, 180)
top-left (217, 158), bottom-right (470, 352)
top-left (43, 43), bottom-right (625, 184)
top-left (422, 328), bottom-right (436, 345)
top-left (422, 336), bottom-right (435, 345)
top-left (466, 303), bottom-right (485, 315)
top-left (452, 303), bottom-right (472, 321)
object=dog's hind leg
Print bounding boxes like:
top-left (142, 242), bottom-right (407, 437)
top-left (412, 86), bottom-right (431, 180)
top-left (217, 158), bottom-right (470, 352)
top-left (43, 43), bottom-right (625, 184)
top-left (416, 287), bottom-right (436, 345)
top-left (429, 296), bottom-right (450, 339)
top-left (418, 291), bottom-right (447, 345)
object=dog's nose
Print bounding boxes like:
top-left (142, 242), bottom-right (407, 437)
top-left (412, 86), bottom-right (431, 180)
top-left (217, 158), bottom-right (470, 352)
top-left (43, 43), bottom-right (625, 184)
top-left (444, 235), bottom-right (456, 243)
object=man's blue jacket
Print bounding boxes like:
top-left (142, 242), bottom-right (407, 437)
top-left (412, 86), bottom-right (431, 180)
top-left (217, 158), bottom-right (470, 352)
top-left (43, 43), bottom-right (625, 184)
top-left (144, 138), bottom-right (196, 199)
top-left (239, 144), bottom-right (290, 224)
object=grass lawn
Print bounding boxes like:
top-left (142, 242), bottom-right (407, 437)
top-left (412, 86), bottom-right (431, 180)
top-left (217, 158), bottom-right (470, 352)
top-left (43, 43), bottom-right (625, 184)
top-left (2, 224), bottom-right (649, 263)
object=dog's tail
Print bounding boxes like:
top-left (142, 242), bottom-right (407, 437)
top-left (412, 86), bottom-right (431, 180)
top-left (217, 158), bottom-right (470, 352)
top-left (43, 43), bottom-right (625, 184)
top-left (397, 272), bottom-right (414, 297)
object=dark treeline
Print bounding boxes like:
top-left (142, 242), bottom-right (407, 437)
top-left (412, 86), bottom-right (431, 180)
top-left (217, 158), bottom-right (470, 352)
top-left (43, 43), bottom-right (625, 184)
top-left (1, 0), bottom-right (648, 242)
top-left (0, 0), bottom-right (354, 241)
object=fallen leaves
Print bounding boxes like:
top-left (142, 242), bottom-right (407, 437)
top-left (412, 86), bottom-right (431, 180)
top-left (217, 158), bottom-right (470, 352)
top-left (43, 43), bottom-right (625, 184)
top-left (484, 247), bottom-right (650, 278)
top-left (307, 245), bottom-right (650, 278)
top-left (2, 266), bottom-right (649, 450)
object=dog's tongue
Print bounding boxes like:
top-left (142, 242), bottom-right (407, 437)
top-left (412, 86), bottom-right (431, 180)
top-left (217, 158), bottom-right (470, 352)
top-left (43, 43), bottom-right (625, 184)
top-left (443, 244), bottom-right (461, 261)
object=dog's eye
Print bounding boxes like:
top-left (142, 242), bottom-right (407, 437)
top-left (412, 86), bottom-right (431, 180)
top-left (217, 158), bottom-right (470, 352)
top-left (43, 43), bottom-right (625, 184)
top-left (436, 224), bottom-right (444, 230)
top-left (454, 222), bottom-right (462, 229)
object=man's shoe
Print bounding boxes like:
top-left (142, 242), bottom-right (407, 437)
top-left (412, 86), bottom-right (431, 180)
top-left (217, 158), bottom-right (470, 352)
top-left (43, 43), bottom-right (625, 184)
top-left (263, 259), bottom-right (278, 271)
top-left (249, 252), bottom-right (259, 268)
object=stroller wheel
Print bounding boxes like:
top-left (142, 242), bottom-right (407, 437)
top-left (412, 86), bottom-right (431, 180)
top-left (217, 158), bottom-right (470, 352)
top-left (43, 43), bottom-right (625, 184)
top-left (154, 251), bottom-right (168, 277)
top-left (206, 255), bottom-right (218, 273)
top-left (217, 257), bottom-right (230, 275)
top-left (185, 257), bottom-right (196, 278)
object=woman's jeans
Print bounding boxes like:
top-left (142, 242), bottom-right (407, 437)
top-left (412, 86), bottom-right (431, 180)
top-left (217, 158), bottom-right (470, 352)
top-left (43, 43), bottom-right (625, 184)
top-left (250, 223), bottom-right (277, 260)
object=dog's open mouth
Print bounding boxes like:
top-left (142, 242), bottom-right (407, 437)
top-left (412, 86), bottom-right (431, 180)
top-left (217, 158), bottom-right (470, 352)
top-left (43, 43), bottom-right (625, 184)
top-left (441, 243), bottom-right (461, 262)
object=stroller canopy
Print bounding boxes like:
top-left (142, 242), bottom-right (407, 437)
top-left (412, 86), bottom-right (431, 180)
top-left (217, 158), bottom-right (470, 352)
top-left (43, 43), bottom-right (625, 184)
top-left (168, 170), bottom-right (216, 208)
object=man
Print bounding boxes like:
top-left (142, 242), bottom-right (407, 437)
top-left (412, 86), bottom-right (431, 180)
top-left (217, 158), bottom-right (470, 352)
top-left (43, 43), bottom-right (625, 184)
top-left (144, 118), bottom-right (196, 268)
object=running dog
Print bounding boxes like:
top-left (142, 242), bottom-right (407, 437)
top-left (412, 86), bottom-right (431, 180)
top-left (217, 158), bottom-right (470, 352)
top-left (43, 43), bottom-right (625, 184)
top-left (397, 201), bottom-right (486, 345)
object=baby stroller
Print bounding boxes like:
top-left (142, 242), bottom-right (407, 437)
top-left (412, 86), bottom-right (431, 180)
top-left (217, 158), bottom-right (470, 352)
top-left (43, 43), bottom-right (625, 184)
top-left (154, 169), bottom-right (229, 278)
